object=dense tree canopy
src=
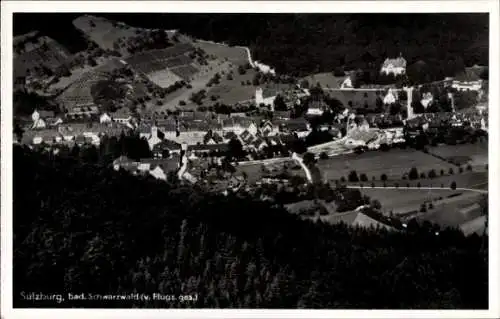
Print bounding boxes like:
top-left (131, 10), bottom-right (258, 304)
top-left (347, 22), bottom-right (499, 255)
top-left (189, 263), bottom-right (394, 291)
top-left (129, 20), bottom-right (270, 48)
top-left (14, 146), bottom-right (487, 308)
top-left (15, 13), bottom-right (488, 79)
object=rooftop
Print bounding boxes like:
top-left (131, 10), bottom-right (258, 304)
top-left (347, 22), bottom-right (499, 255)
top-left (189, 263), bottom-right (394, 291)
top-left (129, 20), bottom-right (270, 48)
top-left (382, 56), bottom-right (407, 68)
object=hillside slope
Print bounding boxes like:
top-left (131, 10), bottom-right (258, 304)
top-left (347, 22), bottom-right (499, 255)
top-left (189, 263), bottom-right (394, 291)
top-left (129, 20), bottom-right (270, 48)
top-left (13, 146), bottom-right (488, 308)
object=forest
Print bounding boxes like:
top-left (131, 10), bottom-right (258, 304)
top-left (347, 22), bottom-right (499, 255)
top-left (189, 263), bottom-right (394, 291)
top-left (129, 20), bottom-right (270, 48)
top-left (14, 13), bottom-right (488, 79)
top-left (14, 145), bottom-right (488, 308)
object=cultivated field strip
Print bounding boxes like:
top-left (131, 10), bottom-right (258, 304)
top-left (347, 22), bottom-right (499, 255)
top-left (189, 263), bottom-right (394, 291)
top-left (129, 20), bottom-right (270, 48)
top-left (125, 43), bottom-right (198, 81)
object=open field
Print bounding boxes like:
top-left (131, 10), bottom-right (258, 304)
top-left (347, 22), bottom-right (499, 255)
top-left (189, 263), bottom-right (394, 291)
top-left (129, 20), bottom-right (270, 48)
top-left (427, 142), bottom-right (488, 167)
top-left (156, 59), bottom-right (233, 112)
top-left (417, 192), bottom-right (485, 227)
top-left (171, 64), bottom-right (199, 80)
top-left (302, 72), bottom-right (345, 88)
top-left (206, 68), bottom-right (260, 105)
top-left (345, 170), bottom-right (488, 189)
top-left (353, 182), bottom-right (486, 230)
top-left (317, 149), bottom-right (456, 181)
top-left (125, 43), bottom-right (198, 84)
top-left (359, 188), bottom-right (470, 214)
top-left (194, 41), bottom-right (248, 66)
top-left (73, 15), bottom-right (139, 53)
top-left (48, 56), bottom-right (115, 91)
top-left (147, 69), bottom-right (183, 88)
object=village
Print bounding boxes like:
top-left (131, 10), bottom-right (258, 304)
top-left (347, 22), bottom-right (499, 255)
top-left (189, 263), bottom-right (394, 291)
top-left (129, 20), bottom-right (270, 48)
top-left (16, 55), bottom-right (488, 178)
top-left (13, 15), bottom-right (489, 233)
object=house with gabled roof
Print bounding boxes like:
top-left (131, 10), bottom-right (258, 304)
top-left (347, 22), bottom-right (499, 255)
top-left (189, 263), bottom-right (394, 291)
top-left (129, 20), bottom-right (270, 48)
top-left (152, 139), bottom-right (182, 158)
top-left (239, 129), bottom-right (255, 145)
top-left (31, 109), bottom-right (56, 129)
top-left (211, 131), bottom-right (224, 144)
top-left (202, 129), bottom-right (224, 145)
top-left (221, 117), bottom-right (257, 135)
top-left (259, 120), bottom-right (278, 136)
top-left (147, 126), bottom-right (164, 150)
top-left (100, 112), bottom-right (113, 124)
top-left (66, 103), bottom-right (100, 118)
top-left (137, 123), bottom-right (153, 139)
top-left (252, 137), bottom-right (268, 151)
top-left (111, 107), bottom-right (134, 125)
top-left (383, 88), bottom-right (398, 105)
top-left (279, 118), bottom-right (311, 138)
top-left (380, 54), bottom-right (407, 76)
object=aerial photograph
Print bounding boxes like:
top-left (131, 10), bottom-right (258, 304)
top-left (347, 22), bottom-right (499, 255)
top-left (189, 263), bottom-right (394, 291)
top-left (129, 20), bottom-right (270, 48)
top-left (10, 11), bottom-right (489, 309)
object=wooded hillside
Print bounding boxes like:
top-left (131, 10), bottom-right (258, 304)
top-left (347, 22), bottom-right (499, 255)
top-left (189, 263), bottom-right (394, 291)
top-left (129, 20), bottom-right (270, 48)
top-left (14, 13), bottom-right (489, 78)
top-left (14, 146), bottom-right (488, 308)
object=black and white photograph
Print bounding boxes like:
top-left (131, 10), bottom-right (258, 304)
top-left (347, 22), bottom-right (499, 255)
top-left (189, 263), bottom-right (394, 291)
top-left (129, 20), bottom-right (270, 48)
top-left (1, 1), bottom-right (499, 318)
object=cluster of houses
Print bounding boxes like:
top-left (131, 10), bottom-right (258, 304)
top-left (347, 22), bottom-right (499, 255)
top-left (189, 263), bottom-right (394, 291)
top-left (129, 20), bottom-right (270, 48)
top-left (19, 107), bottom-right (313, 157)
top-left (406, 109), bottom-right (488, 133)
top-left (139, 111), bottom-right (312, 158)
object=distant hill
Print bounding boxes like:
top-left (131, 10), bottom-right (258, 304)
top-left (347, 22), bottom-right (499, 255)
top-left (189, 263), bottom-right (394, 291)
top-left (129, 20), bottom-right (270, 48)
top-left (14, 13), bottom-right (489, 79)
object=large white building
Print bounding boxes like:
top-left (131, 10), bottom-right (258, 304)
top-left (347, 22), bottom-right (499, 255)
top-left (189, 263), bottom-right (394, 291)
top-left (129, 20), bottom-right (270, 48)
top-left (380, 56), bottom-right (407, 76)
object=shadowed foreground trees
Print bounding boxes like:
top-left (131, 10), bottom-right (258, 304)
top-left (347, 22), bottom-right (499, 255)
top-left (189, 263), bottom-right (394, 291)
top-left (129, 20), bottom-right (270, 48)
top-left (13, 146), bottom-right (487, 309)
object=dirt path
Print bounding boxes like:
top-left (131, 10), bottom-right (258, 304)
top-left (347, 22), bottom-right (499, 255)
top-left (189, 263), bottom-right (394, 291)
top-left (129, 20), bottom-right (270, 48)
top-left (346, 185), bottom-right (488, 194)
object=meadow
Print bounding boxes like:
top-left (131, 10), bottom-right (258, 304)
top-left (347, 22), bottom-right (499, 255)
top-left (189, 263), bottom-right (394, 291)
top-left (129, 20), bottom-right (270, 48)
top-left (206, 68), bottom-right (260, 105)
top-left (302, 72), bottom-right (346, 88)
top-left (72, 15), bottom-right (138, 53)
top-left (194, 40), bottom-right (248, 66)
top-left (427, 142), bottom-right (488, 167)
top-left (316, 149), bottom-right (456, 181)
